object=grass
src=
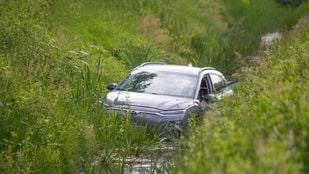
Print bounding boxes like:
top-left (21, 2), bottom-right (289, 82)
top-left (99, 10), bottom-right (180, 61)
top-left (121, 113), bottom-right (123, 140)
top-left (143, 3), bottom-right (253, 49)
top-left (0, 0), bottom-right (308, 173)
top-left (173, 20), bottom-right (309, 173)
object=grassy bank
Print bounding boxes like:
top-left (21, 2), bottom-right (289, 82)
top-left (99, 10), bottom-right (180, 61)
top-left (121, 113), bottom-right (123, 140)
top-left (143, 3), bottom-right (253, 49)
top-left (174, 18), bottom-right (309, 173)
top-left (0, 0), bottom-right (308, 173)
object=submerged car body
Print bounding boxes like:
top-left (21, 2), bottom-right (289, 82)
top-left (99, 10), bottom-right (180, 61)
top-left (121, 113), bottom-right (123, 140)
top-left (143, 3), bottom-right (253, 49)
top-left (105, 62), bottom-right (235, 128)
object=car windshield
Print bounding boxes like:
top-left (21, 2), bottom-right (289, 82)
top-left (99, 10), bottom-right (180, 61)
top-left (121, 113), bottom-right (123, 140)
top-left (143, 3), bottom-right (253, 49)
top-left (117, 71), bottom-right (198, 98)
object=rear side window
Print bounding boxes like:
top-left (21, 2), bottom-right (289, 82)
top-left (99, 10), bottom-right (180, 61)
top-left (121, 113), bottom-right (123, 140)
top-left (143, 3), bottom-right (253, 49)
top-left (210, 74), bottom-right (226, 92)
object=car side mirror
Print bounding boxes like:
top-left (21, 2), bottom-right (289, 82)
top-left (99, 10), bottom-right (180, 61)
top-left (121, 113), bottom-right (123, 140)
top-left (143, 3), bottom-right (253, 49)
top-left (205, 94), bottom-right (217, 103)
top-left (107, 83), bottom-right (118, 90)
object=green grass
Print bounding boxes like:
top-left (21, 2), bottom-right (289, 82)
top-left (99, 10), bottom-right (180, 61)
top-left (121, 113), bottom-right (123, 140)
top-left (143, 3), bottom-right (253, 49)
top-left (174, 24), bottom-right (309, 174)
top-left (0, 0), bottom-right (308, 173)
top-left (222, 0), bottom-right (309, 56)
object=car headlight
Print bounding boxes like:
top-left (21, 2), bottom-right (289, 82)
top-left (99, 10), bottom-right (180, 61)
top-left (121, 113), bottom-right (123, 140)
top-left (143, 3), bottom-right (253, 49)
top-left (160, 110), bottom-right (185, 115)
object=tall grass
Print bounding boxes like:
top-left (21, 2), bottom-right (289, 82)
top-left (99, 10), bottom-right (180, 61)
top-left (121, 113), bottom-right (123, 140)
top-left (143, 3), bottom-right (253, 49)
top-left (173, 23), bottom-right (309, 174)
top-left (0, 1), bottom-right (159, 173)
top-left (0, 0), bottom-right (308, 173)
top-left (222, 0), bottom-right (309, 57)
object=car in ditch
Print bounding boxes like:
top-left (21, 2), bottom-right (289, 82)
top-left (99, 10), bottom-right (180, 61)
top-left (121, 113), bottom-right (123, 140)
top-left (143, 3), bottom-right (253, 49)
top-left (104, 62), bottom-right (236, 130)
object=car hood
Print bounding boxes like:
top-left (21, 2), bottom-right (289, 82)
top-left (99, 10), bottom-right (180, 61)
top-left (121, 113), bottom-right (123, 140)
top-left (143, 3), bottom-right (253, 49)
top-left (106, 91), bottom-right (195, 110)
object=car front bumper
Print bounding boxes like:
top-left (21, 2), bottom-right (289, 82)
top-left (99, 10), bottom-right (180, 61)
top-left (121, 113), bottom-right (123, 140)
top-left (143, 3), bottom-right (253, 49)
top-left (106, 107), bottom-right (185, 128)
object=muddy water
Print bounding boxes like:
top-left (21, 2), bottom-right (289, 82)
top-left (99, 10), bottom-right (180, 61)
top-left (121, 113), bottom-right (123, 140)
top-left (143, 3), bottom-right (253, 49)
top-left (118, 141), bottom-right (176, 174)
top-left (261, 32), bottom-right (282, 46)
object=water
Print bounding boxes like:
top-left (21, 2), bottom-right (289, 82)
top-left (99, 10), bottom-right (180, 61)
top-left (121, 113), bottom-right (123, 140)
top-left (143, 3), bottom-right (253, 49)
top-left (261, 32), bottom-right (282, 47)
top-left (122, 141), bottom-right (176, 174)
top-left (246, 32), bottom-right (282, 65)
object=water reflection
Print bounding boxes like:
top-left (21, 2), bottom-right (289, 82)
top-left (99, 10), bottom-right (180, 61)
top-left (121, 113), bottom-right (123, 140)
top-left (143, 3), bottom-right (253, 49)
top-left (118, 71), bottom-right (198, 98)
top-left (121, 72), bottom-right (157, 92)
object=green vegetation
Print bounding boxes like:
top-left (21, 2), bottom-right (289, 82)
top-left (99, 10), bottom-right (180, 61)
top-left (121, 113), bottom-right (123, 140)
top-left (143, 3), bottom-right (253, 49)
top-left (0, 0), bottom-right (308, 173)
top-left (174, 22), bottom-right (309, 173)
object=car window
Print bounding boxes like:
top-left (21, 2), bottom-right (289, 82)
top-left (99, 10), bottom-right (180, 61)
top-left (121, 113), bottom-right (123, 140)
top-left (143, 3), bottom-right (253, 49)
top-left (198, 76), bottom-right (210, 101)
top-left (210, 74), bottom-right (226, 92)
top-left (118, 71), bottom-right (198, 98)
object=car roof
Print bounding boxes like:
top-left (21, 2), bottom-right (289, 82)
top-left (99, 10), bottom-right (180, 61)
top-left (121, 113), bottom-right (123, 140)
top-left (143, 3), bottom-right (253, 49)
top-left (132, 63), bottom-right (221, 76)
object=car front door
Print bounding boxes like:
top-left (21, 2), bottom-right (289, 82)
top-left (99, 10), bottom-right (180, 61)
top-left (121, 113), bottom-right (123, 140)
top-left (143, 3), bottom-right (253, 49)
top-left (209, 73), bottom-right (234, 100)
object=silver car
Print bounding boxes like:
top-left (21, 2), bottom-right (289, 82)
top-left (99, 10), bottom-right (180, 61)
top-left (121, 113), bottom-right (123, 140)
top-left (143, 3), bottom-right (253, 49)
top-left (105, 62), bottom-right (235, 129)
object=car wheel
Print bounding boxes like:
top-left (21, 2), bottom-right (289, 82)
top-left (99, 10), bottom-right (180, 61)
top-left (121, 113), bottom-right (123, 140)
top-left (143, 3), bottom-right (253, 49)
top-left (181, 107), bottom-right (202, 130)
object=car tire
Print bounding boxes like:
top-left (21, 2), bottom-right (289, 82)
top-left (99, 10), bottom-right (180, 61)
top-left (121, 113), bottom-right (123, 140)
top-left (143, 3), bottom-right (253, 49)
top-left (181, 106), bottom-right (202, 130)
